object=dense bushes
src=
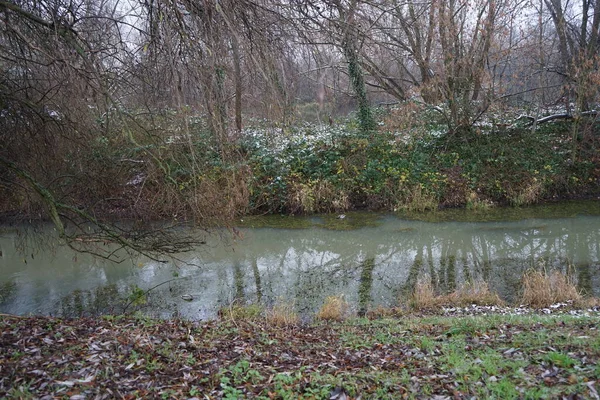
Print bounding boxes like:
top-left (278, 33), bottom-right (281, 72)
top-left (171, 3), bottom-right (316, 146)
top-left (242, 108), bottom-right (599, 214)
top-left (2, 105), bottom-right (598, 222)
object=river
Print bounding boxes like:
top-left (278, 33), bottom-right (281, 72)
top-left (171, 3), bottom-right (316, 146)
top-left (1, 200), bottom-right (599, 319)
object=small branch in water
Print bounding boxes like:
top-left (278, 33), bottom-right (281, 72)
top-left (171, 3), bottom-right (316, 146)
top-left (122, 278), bottom-right (181, 313)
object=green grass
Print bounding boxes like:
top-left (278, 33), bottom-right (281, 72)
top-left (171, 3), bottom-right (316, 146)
top-left (2, 313), bottom-right (600, 398)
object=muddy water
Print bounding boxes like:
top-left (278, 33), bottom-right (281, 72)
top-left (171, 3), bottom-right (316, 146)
top-left (1, 201), bottom-right (599, 320)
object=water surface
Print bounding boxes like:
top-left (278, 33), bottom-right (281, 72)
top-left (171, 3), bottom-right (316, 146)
top-left (1, 201), bottom-right (599, 319)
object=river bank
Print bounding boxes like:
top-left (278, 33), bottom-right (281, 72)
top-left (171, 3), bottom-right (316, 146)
top-left (2, 111), bottom-right (599, 226)
top-left (2, 307), bottom-right (600, 399)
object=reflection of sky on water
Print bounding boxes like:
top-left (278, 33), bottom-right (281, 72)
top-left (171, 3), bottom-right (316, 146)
top-left (0, 213), bottom-right (599, 319)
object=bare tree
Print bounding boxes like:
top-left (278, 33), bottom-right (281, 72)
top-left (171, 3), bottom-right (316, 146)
top-left (0, 0), bottom-right (212, 260)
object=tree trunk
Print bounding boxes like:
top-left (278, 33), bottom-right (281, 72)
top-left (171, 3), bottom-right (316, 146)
top-left (339, 0), bottom-right (375, 133)
top-left (232, 35), bottom-right (243, 133)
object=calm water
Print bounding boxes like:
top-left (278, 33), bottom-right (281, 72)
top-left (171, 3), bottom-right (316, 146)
top-left (1, 201), bottom-right (599, 319)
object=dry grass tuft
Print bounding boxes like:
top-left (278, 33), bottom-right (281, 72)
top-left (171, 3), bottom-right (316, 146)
top-left (265, 300), bottom-right (299, 327)
top-left (219, 302), bottom-right (263, 322)
top-left (288, 180), bottom-right (349, 214)
top-left (410, 277), bottom-right (438, 309)
top-left (575, 297), bottom-right (600, 308)
top-left (509, 179), bottom-right (544, 206)
top-left (521, 269), bottom-right (581, 308)
top-left (399, 185), bottom-right (438, 213)
top-left (465, 191), bottom-right (493, 211)
top-left (409, 277), bottom-right (503, 310)
top-left (447, 280), bottom-right (504, 306)
top-left (316, 295), bottom-right (350, 321)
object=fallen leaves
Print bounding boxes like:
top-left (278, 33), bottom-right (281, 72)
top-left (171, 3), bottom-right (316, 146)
top-left (1, 314), bottom-right (600, 399)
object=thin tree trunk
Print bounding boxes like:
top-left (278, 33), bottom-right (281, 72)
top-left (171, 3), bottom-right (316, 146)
top-left (232, 35), bottom-right (243, 133)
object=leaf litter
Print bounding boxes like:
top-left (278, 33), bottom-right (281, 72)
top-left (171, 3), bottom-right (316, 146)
top-left (1, 312), bottom-right (600, 399)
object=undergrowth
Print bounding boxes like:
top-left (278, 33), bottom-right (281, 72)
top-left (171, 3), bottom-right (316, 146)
top-left (2, 105), bottom-right (598, 221)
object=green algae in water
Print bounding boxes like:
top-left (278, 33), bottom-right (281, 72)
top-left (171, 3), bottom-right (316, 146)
top-left (395, 200), bottom-right (600, 223)
top-left (394, 227), bottom-right (417, 232)
top-left (317, 212), bottom-right (384, 230)
top-left (237, 212), bottom-right (384, 230)
top-left (240, 201), bottom-right (600, 229)
top-left (236, 215), bottom-right (315, 229)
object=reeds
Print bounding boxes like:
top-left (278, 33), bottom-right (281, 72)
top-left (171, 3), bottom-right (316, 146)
top-left (409, 277), bottom-right (504, 310)
top-left (265, 300), bottom-right (299, 327)
top-left (316, 295), bottom-right (349, 321)
top-left (521, 269), bottom-right (581, 308)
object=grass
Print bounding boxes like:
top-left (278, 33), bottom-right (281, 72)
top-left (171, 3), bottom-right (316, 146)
top-left (265, 299), bottom-right (299, 326)
top-left (397, 185), bottom-right (439, 213)
top-left (218, 302), bottom-right (263, 322)
top-left (216, 268), bottom-right (596, 329)
top-left (465, 191), bottom-right (494, 211)
top-left (3, 310), bottom-right (600, 398)
top-left (217, 300), bottom-right (300, 326)
top-left (409, 276), bottom-right (438, 309)
top-left (509, 178), bottom-right (545, 206)
top-left (409, 277), bottom-right (504, 310)
top-left (446, 279), bottom-right (504, 306)
top-left (406, 270), bottom-right (600, 312)
top-left (316, 295), bottom-right (350, 321)
top-left (521, 269), bottom-right (582, 308)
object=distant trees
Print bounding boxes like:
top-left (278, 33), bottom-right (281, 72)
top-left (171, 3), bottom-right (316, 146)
top-left (542, 0), bottom-right (600, 111)
top-left (292, 0), bottom-right (377, 132)
top-left (2, 0), bottom-right (598, 137)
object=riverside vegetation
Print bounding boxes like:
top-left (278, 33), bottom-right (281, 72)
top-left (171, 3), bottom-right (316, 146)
top-left (2, 270), bottom-right (600, 399)
top-left (2, 103), bottom-right (599, 224)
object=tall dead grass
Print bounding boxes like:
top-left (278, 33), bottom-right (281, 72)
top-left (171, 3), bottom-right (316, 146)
top-left (316, 295), bottom-right (350, 321)
top-left (218, 302), bottom-right (263, 322)
top-left (521, 269), bottom-right (582, 307)
top-left (265, 300), bottom-right (299, 327)
top-left (409, 276), bottom-right (503, 310)
top-left (134, 164), bottom-right (250, 223)
top-left (287, 180), bottom-right (349, 214)
top-left (410, 277), bottom-right (438, 309)
top-left (508, 178), bottom-right (544, 206)
top-left (398, 185), bottom-right (438, 213)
